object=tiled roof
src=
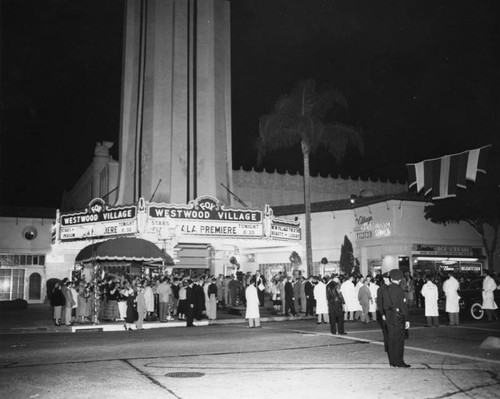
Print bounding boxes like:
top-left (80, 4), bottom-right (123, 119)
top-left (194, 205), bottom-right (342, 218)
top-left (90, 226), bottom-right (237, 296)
top-left (272, 191), bottom-right (429, 216)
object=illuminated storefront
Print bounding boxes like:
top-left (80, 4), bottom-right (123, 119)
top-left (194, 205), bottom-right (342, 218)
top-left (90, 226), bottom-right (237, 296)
top-left (412, 244), bottom-right (484, 275)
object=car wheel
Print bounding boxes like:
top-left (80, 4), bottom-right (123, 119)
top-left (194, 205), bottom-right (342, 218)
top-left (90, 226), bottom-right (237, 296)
top-left (470, 302), bottom-right (484, 320)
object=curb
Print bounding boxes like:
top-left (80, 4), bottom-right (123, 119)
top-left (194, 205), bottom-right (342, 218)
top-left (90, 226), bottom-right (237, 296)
top-left (0, 314), bottom-right (316, 334)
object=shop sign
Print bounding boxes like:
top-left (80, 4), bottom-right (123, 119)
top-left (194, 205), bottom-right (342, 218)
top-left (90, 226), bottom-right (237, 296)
top-left (412, 244), bottom-right (476, 257)
top-left (270, 224), bottom-right (301, 240)
top-left (59, 198), bottom-right (137, 241)
top-left (264, 205), bottom-right (301, 240)
top-left (354, 215), bottom-right (391, 240)
top-left (459, 263), bottom-right (482, 273)
top-left (148, 196), bottom-right (263, 238)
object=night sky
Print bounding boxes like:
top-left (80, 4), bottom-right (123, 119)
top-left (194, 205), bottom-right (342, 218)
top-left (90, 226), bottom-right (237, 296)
top-left (1, 0), bottom-right (499, 208)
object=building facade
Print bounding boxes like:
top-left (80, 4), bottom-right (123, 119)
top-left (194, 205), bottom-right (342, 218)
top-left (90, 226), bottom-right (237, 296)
top-left (0, 207), bottom-right (55, 303)
top-left (273, 194), bottom-right (489, 278)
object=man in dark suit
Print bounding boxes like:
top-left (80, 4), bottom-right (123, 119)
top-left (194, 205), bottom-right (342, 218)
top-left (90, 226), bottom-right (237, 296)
top-left (284, 276), bottom-right (297, 316)
top-left (414, 273), bottom-right (424, 308)
top-left (380, 269), bottom-right (410, 368)
top-left (193, 279), bottom-right (205, 320)
top-left (304, 276), bottom-right (315, 316)
top-left (326, 277), bottom-right (346, 335)
top-left (255, 270), bottom-right (266, 307)
top-left (185, 280), bottom-right (195, 327)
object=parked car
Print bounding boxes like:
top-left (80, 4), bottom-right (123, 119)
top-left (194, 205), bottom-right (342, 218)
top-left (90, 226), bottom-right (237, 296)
top-left (457, 279), bottom-right (500, 320)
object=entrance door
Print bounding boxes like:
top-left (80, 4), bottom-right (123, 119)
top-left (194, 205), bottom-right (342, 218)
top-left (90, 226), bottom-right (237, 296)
top-left (175, 243), bottom-right (211, 276)
top-left (28, 272), bottom-right (42, 300)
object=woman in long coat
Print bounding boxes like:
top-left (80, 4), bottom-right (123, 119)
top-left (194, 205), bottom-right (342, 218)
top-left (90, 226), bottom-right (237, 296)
top-left (76, 283), bottom-right (91, 323)
top-left (482, 270), bottom-right (498, 322)
top-left (144, 282), bottom-right (155, 319)
top-left (314, 277), bottom-right (329, 324)
top-left (136, 284), bottom-right (146, 330)
top-left (357, 279), bottom-right (372, 323)
top-left (245, 277), bottom-right (261, 328)
top-left (124, 287), bottom-right (138, 331)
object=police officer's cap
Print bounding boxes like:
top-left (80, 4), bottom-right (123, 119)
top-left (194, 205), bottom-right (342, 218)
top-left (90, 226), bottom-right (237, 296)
top-left (389, 269), bottom-right (403, 280)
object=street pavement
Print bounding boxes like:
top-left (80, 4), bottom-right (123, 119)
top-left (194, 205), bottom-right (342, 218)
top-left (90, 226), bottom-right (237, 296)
top-left (1, 304), bottom-right (500, 399)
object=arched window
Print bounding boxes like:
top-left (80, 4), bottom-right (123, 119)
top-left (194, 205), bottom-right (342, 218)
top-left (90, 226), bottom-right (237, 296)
top-left (29, 273), bottom-right (41, 300)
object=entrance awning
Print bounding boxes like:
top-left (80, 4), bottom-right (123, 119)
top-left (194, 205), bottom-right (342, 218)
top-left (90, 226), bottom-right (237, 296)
top-left (75, 237), bottom-right (174, 265)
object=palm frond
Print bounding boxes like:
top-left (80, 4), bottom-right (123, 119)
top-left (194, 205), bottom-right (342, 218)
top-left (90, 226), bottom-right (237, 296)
top-left (258, 78), bottom-right (363, 167)
top-left (311, 88), bottom-right (347, 120)
top-left (318, 122), bottom-right (364, 162)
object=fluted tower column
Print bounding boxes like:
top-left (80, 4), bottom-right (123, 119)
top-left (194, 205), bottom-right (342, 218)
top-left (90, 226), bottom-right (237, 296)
top-left (116, 0), bottom-right (233, 206)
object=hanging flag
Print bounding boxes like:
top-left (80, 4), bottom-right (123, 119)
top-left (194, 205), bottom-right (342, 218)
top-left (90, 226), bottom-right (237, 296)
top-left (406, 145), bottom-right (491, 200)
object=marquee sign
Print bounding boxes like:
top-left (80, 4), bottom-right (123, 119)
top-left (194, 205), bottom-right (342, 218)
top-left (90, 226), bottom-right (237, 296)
top-left (58, 198), bottom-right (138, 241)
top-left (54, 196), bottom-right (301, 242)
top-left (147, 196), bottom-right (263, 238)
top-left (264, 205), bottom-right (301, 240)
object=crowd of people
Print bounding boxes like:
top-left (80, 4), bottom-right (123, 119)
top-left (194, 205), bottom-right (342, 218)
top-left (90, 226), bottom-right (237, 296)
top-left (49, 267), bottom-right (497, 332)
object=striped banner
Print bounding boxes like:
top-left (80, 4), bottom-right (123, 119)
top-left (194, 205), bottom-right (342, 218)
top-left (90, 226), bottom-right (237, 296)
top-left (407, 145), bottom-right (491, 200)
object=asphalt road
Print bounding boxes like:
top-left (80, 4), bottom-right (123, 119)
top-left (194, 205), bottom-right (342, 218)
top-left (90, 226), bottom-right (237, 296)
top-left (1, 318), bottom-right (499, 399)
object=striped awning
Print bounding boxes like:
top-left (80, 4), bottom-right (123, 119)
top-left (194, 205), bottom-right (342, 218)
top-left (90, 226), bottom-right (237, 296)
top-left (75, 237), bottom-right (174, 265)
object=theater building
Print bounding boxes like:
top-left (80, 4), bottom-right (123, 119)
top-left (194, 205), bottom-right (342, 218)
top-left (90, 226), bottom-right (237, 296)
top-left (1, 0), bottom-right (495, 304)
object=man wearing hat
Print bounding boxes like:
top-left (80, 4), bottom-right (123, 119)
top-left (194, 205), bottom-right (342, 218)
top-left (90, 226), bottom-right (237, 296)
top-left (376, 272), bottom-right (390, 352)
top-left (380, 269), bottom-right (410, 368)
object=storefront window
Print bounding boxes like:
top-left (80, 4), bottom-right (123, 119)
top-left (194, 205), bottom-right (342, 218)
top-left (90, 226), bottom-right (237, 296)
top-left (413, 259), bottom-right (437, 275)
top-left (0, 269), bottom-right (25, 300)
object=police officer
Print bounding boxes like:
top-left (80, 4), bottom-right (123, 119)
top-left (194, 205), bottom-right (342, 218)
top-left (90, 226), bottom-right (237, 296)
top-left (376, 272), bottom-right (391, 352)
top-left (380, 269), bottom-right (410, 368)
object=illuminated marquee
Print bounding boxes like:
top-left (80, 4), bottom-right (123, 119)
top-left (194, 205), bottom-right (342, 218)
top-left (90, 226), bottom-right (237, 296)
top-left (58, 198), bottom-right (138, 241)
top-left (148, 196), bottom-right (263, 238)
top-left (354, 215), bottom-right (391, 240)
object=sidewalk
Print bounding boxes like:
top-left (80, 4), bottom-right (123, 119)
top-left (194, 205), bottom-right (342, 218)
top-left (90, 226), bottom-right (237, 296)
top-left (0, 303), bottom-right (315, 334)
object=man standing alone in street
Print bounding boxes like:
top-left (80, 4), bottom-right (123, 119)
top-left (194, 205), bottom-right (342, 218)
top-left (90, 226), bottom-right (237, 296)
top-left (185, 280), bottom-right (195, 327)
top-left (442, 272), bottom-right (460, 326)
top-left (376, 272), bottom-right (390, 352)
top-left (380, 269), bottom-right (410, 368)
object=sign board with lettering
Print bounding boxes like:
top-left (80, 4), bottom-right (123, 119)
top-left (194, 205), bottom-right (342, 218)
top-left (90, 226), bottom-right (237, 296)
top-left (412, 244), bottom-right (481, 257)
top-left (59, 198), bottom-right (138, 241)
top-left (147, 196), bottom-right (263, 238)
top-left (264, 205), bottom-right (301, 240)
top-left (55, 196), bottom-right (301, 243)
top-left (353, 215), bottom-right (391, 240)
top-left (459, 263), bottom-right (482, 273)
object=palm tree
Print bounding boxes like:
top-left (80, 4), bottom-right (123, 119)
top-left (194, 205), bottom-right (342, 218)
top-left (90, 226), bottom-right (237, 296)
top-left (257, 79), bottom-right (363, 277)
